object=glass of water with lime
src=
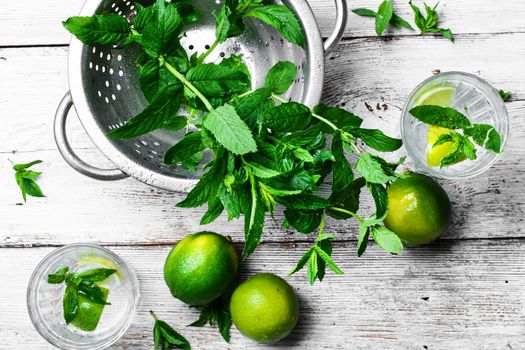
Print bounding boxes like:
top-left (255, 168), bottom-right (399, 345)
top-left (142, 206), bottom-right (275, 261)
top-left (401, 71), bottom-right (509, 179)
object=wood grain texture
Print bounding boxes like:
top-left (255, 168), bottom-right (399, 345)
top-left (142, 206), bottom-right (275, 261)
top-left (0, 35), bottom-right (523, 246)
top-left (1, 0), bottom-right (525, 46)
top-left (2, 242), bottom-right (524, 350)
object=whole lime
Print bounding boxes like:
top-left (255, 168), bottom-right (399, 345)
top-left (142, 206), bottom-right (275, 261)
top-left (230, 273), bottom-right (299, 343)
top-left (384, 173), bottom-right (452, 245)
top-left (164, 232), bottom-right (238, 306)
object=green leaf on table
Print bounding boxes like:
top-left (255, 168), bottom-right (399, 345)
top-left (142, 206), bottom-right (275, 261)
top-left (189, 299), bottom-right (232, 342)
top-left (151, 311), bottom-right (191, 350)
top-left (498, 89), bottom-right (511, 102)
top-left (187, 63), bottom-right (250, 97)
top-left (164, 132), bottom-right (205, 165)
top-left (289, 247), bottom-right (314, 275)
top-left (107, 85), bottom-right (182, 139)
top-left (63, 14), bottom-right (131, 45)
top-left (48, 266), bottom-right (70, 284)
top-left (263, 102), bottom-right (311, 132)
top-left (313, 104), bottom-right (362, 132)
top-left (409, 0), bottom-right (454, 42)
top-left (367, 182), bottom-right (388, 218)
top-left (203, 105), bottom-right (257, 155)
top-left (370, 225), bottom-right (403, 254)
top-left (265, 61), bottom-right (297, 95)
top-left (375, 0), bottom-right (393, 36)
top-left (409, 105), bottom-right (471, 129)
top-left (357, 223), bottom-right (370, 257)
top-left (12, 159), bottom-right (45, 203)
top-left (245, 5), bottom-right (305, 48)
top-left (77, 268), bottom-right (117, 282)
top-left (141, 0), bottom-right (183, 54)
top-left (352, 8), bottom-right (414, 31)
top-left (356, 153), bottom-right (397, 184)
top-left (307, 249), bottom-right (318, 285)
top-left (350, 128), bottom-right (402, 152)
top-left (63, 284), bottom-right (79, 325)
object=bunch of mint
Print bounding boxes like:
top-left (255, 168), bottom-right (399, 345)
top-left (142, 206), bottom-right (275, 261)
top-left (63, 0), bottom-right (406, 283)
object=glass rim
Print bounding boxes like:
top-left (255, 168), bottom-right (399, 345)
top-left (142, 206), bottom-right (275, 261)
top-left (26, 243), bottom-right (140, 350)
top-left (401, 71), bottom-right (510, 180)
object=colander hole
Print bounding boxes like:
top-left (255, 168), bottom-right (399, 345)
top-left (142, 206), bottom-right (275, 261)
top-left (148, 154), bottom-right (154, 159)
top-left (116, 84), bottom-right (122, 90)
top-left (102, 66), bottom-right (106, 73)
top-left (141, 141), bottom-right (148, 146)
top-left (89, 62), bottom-right (93, 69)
top-left (105, 80), bottom-right (110, 87)
top-left (220, 52), bottom-right (225, 57)
top-left (117, 55), bottom-right (122, 61)
top-left (97, 90), bottom-right (102, 97)
top-left (118, 70), bottom-right (124, 77)
top-left (111, 3), bottom-right (116, 8)
top-left (215, 0), bottom-right (220, 4)
top-left (99, 52), bottom-right (104, 58)
top-left (130, 5), bottom-right (135, 10)
top-left (118, 10), bottom-right (123, 15)
top-left (110, 68), bottom-right (114, 74)
top-left (125, 1), bottom-right (131, 5)
top-left (153, 142), bottom-right (160, 147)
top-left (115, 6), bottom-right (120, 11)
top-left (105, 97), bottom-right (109, 103)
top-left (205, 44), bottom-right (210, 49)
top-left (95, 64), bottom-right (99, 71)
top-left (188, 45), bottom-right (194, 50)
top-left (92, 47), bottom-right (96, 53)
top-left (107, 54), bottom-right (111, 61)
top-left (151, 150), bottom-right (158, 155)
top-left (135, 150), bottom-right (141, 154)
top-left (111, 94), bottom-right (116, 100)
top-left (134, 143), bottom-right (141, 148)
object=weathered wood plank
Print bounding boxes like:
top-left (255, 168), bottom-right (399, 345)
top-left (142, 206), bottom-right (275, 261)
top-left (1, 242), bottom-right (524, 349)
top-left (0, 34), bottom-right (523, 246)
top-left (1, 0), bottom-right (525, 46)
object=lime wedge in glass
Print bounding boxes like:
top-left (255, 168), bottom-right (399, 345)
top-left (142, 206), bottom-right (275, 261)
top-left (70, 286), bottom-right (109, 332)
top-left (415, 85), bottom-right (463, 167)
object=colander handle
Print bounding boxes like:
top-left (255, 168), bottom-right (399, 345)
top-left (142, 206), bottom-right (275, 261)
top-left (323, 0), bottom-right (348, 54)
top-left (54, 92), bottom-right (129, 181)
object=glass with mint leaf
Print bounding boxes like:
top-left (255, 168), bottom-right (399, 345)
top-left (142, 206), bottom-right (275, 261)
top-left (401, 71), bottom-right (509, 179)
top-left (27, 244), bottom-right (139, 350)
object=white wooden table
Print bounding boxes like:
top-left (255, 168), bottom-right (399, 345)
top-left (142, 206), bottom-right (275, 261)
top-left (1, 0), bottom-right (524, 349)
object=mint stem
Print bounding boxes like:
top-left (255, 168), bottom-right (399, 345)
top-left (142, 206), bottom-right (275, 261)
top-left (197, 39), bottom-right (220, 65)
top-left (329, 207), bottom-right (364, 222)
top-left (150, 310), bottom-right (159, 321)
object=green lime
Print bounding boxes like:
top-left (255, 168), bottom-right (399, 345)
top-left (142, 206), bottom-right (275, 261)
top-left (163, 231), bottom-right (238, 306)
top-left (70, 286), bottom-right (108, 332)
top-left (230, 273), bottom-right (299, 344)
top-left (384, 173), bottom-right (452, 245)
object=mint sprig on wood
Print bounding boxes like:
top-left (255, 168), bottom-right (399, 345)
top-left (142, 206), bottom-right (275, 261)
top-left (10, 159), bottom-right (45, 203)
top-left (63, 0), bottom-right (406, 281)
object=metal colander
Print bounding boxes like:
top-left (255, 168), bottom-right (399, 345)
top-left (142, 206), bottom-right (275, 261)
top-left (55, 0), bottom-right (348, 192)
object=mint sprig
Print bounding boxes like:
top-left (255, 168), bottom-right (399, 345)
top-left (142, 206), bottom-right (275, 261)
top-left (151, 311), bottom-right (191, 350)
top-left (409, 0), bottom-right (454, 42)
top-left (47, 266), bottom-right (116, 325)
top-left (409, 105), bottom-right (502, 167)
top-left (189, 298), bottom-right (232, 342)
top-left (11, 159), bottom-right (45, 203)
top-left (352, 1), bottom-right (414, 36)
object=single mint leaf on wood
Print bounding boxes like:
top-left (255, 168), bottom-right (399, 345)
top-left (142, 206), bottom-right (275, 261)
top-left (367, 182), bottom-right (388, 218)
top-left (245, 5), bottom-right (305, 48)
top-left (63, 14), bottom-right (130, 45)
top-left (13, 160), bottom-right (45, 203)
top-left (189, 299), bottom-right (232, 342)
top-left (164, 132), bottom-right (205, 165)
top-left (375, 0), bottom-right (393, 36)
top-left (151, 311), bottom-right (191, 350)
top-left (357, 223), bottom-right (370, 257)
top-left (283, 208), bottom-right (322, 233)
top-left (107, 86), bottom-right (182, 139)
top-left (307, 250), bottom-right (318, 285)
top-left (370, 225), bottom-right (403, 254)
top-left (264, 102), bottom-right (311, 132)
top-left (265, 61), bottom-right (297, 95)
top-left (409, 105), bottom-right (471, 129)
top-left (289, 247), bottom-right (314, 275)
top-left (350, 128), bottom-right (402, 152)
top-left (48, 266), bottom-right (70, 284)
top-left (331, 131), bottom-right (354, 193)
top-left (12, 160), bottom-right (43, 171)
top-left (498, 89), bottom-right (511, 102)
top-left (352, 9), bottom-right (414, 31)
top-left (356, 153), bottom-right (397, 184)
top-left (313, 104), bottom-right (362, 132)
top-left (77, 268), bottom-right (116, 282)
top-left (203, 105), bottom-right (257, 155)
top-left (351, 8), bottom-right (377, 17)
top-left (200, 196), bottom-right (225, 225)
top-left (63, 284), bottom-right (79, 325)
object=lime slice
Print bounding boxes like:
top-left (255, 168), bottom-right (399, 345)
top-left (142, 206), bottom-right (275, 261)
top-left (414, 85), bottom-right (460, 167)
top-left (70, 287), bottom-right (109, 332)
top-left (77, 256), bottom-right (122, 280)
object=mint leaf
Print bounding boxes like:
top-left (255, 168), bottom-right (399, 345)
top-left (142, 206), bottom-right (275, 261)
top-left (409, 105), bottom-right (471, 129)
top-left (264, 102), bottom-right (311, 132)
top-left (151, 311), bottom-right (191, 350)
top-left (189, 299), bottom-right (232, 342)
top-left (107, 86), bottom-right (182, 139)
top-left (289, 247), bottom-right (314, 275)
top-left (139, 59), bottom-right (180, 102)
top-left (187, 63), bottom-right (249, 97)
top-left (328, 177), bottom-right (365, 220)
top-left (265, 61), bottom-right (297, 95)
top-left (48, 266), bottom-right (70, 284)
top-left (367, 182), bottom-right (388, 218)
top-left (12, 160), bottom-right (45, 202)
top-left (284, 208), bottom-right (322, 233)
top-left (219, 184), bottom-right (241, 220)
top-left (352, 8), bottom-right (414, 31)
top-left (233, 87), bottom-right (273, 130)
top-left (200, 196), bottom-right (224, 225)
top-left (464, 124), bottom-right (501, 153)
top-left (244, 162), bottom-right (280, 178)
top-left (141, 0), bottom-right (183, 54)
top-left (498, 89), bottom-right (511, 102)
top-left (77, 268), bottom-right (116, 282)
top-left (77, 280), bottom-right (111, 305)
top-left (370, 225), bottom-right (403, 254)
top-left (241, 180), bottom-right (266, 258)
top-left (277, 194), bottom-right (327, 210)
top-left (375, 0), bottom-right (393, 36)
top-left (351, 8), bottom-right (377, 17)
top-left (63, 284), bottom-right (79, 325)
top-left (313, 104), bottom-right (362, 131)
top-left (356, 153), bottom-right (397, 184)
top-left (292, 148), bottom-right (314, 163)
top-left (220, 55), bottom-right (251, 87)
top-left (486, 128), bottom-right (502, 153)
top-left (409, 0), bottom-right (454, 42)
top-left (63, 14), bottom-right (130, 45)
top-left (357, 223), bottom-right (370, 257)
top-left (245, 5), bottom-right (305, 48)
top-left (314, 245), bottom-right (343, 275)
top-left (307, 250), bottom-right (318, 285)
top-left (164, 132), bottom-right (205, 165)
top-left (203, 105), bottom-right (257, 155)
top-left (331, 131), bottom-right (354, 193)
top-left (351, 128), bottom-right (402, 152)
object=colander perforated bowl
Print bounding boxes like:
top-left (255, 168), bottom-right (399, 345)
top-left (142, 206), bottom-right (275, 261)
top-left (54, 0), bottom-right (348, 192)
